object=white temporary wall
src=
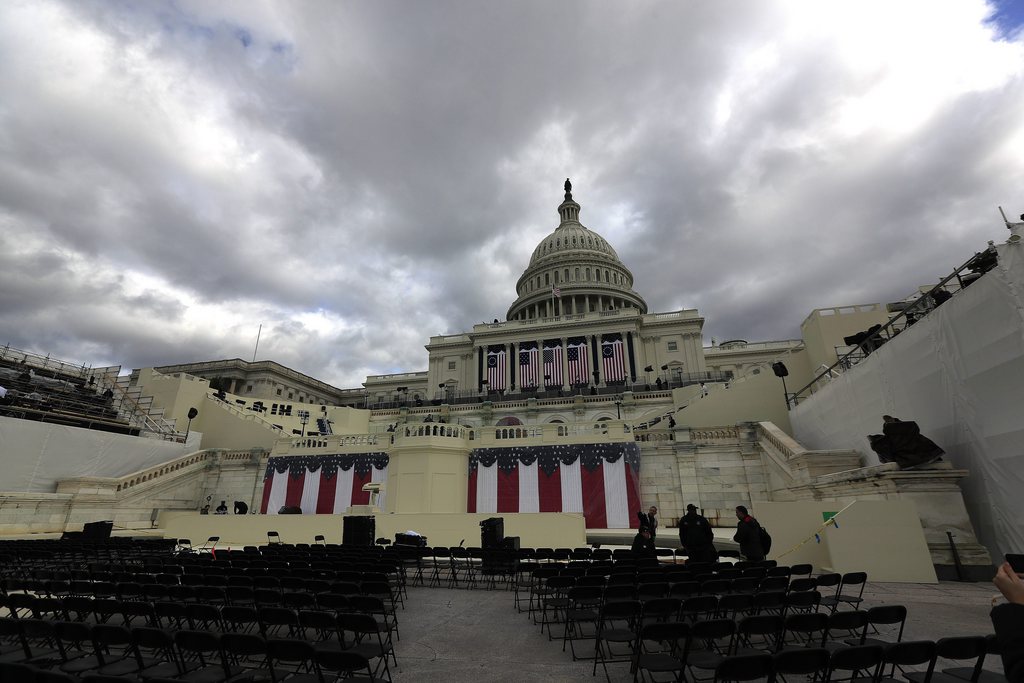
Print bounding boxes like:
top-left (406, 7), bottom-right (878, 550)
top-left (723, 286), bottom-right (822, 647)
top-left (0, 417), bottom-right (191, 492)
top-left (791, 237), bottom-right (1024, 560)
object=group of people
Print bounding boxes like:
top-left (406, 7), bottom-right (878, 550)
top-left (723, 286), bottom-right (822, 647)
top-left (630, 504), bottom-right (768, 562)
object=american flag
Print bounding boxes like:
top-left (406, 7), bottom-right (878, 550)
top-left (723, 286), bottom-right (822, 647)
top-left (486, 348), bottom-right (506, 390)
top-left (552, 285), bottom-right (561, 298)
top-left (602, 338), bottom-right (626, 382)
top-left (519, 346), bottom-right (540, 388)
top-left (567, 342), bottom-right (589, 385)
top-left (543, 345), bottom-right (562, 387)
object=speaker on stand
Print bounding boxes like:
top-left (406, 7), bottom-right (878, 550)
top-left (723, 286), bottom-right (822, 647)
top-left (480, 517), bottom-right (504, 549)
top-left (343, 516), bottom-right (376, 546)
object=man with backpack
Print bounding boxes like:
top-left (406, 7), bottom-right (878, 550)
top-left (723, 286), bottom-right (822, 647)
top-left (733, 505), bottom-right (769, 561)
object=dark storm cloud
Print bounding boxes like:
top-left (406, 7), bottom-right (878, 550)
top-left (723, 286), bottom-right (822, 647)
top-left (0, 1), bottom-right (1022, 387)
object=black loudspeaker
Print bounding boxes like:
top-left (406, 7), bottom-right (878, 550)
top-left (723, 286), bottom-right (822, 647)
top-left (82, 521), bottom-right (113, 540)
top-left (343, 516), bottom-right (375, 546)
top-left (480, 517), bottom-right (504, 549)
top-left (501, 536), bottom-right (520, 551)
top-left (772, 362), bottom-right (789, 378)
top-left (278, 506), bottom-right (302, 515)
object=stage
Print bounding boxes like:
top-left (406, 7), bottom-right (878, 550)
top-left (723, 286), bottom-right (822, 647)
top-left (159, 510), bottom-right (588, 548)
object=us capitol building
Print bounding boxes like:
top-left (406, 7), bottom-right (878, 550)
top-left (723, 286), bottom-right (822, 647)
top-left (7, 178), bottom-right (1012, 580)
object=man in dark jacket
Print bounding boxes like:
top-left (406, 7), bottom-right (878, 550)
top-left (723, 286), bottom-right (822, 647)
top-left (733, 505), bottom-right (765, 561)
top-left (631, 527), bottom-right (656, 557)
top-left (992, 561), bottom-right (1024, 683)
top-left (637, 506), bottom-right (659, 539)
top-left (679, 504), bottom-right (717, 563)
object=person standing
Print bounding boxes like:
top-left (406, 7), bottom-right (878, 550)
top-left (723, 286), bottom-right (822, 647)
top-left (679, 504), bottom-right (717, 563)
top-left (733, 505), bottom-right (765, 561)
top-left (637, 506), bottom-right (659, 539)
top-left (631, 527), bottom-right (656, 557)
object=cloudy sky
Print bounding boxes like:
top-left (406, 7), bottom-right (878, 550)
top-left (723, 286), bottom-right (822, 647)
top-left (1, 1), bottom-right (1023, 389)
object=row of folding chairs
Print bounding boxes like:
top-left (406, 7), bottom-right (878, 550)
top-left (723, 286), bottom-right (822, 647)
top-left (576, 603), bottom-right (994, 683)
top-left (0, 618), bottom-right (391, 682)
top-left (630, 637), bottom-right (996, 683)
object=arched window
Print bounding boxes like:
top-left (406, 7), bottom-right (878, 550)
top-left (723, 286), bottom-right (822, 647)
top-left (605, 269), bottom-right (610, 281)
top-left (574, 267), bottom-right (580, 281)
top-left (585, 268), bottom-right (590, 280)
top-left (564, 268), bottom-right (569, 281)
top-left (545, 273), bottom-right (549, 285)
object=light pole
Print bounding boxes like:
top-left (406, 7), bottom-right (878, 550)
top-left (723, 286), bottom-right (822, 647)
top-left (185, 407), bottom-right (198, 443)
top-left (615, 397), bottom-right (622, 420)
top-left (298, 410), bottom-right (310, 437)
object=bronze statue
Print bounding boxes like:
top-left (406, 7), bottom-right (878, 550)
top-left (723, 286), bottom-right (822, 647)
top-left (564, 178), bottom-right (572, 200)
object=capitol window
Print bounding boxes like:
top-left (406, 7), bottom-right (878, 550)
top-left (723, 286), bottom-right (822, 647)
top-left (448, 361), bottom-right (456, 370)
top-left (667, 341), bottom-right (678, 351)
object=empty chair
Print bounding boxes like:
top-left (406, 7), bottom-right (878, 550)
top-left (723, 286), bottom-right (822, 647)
top-left (129, 626), bottom-right (183, 680)
top-left (826, 644), bottom-right (884, 683)
top-left (591, 599), bottom-right (641, 682)
top-left (175, 630), bottom-right (239, 683)
top-left (561, 585), bottom-right (603, 660)
top-left (822, 572), bottom-right (868, 613)
top-left (634, 621), bottom-right (690, 682)
top-left (317, 649), bottom-right (375, 682)
top-left (735, 615), bottom-right (784, 656)
top-left (858, 605), bottom-right (907, 647)
top-left (340, 612), bottom-right (394, 682)
top-left (908, 636), bottom-right (988, 683)
top-left (220, 632), bottom-right (269, 675)
top-left (53, 620), bottom-right (104, 674)
top-left (780, 612), bottom-right (829, 650)
top-left (879, 640), bottom-right (937, 683)
top-left (823, 610), bottom-right (870, 651)
top-left (714, 653), bottom-right (773, 683)
top-left (686, 618), bottom-right (738, 677)
top-left (772, 647), bottom-right (830, 682)
top-left (91, 624), bottom-right (137, 677)
top-left (266, 638), bottom-right (320, 683)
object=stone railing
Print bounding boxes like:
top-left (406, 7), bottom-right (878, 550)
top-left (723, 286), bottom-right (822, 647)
top-left (399, 424), bottom-right (470, 440)
top-left (278, 433), bottom-right (385, 454)
top-left (691, 426), bottom-right (741, 444)
top-left (114, 451), bottom-right (214, 493)
top-left (634, 429), bottom-right (674, 443)
top-left (755, 421), bottom-right (862, 485)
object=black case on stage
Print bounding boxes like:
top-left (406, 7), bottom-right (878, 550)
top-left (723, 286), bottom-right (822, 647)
top-left (343, 516), bottom-right (375, 546)
top-left (480, 517), bottom-right (504, 548)
top-left (501, 536), bottom-right (520, 551)
top-left (394, 533), bottom-right (427, 547)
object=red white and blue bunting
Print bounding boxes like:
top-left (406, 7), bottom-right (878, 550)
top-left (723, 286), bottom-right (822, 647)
top-left (468, 443), bottom-right (641, 529)
top-left (259, 453), bottom-right (389, 515)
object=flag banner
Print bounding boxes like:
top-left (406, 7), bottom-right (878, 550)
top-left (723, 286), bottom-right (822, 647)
top-left (518, 342), bottom-right (540, 388)
top-left (486, 346), bottom-right (507, 391)
top-left (542, 341), bottom-right (563, 387)
top-left (260, 454), bottom-right (389, 514)
top-left (466, 443), bottom-right (642, 529)
top-left (566, 340), bottom-right (589, 386)
top-left (602, 336), bottom-right (626, 382)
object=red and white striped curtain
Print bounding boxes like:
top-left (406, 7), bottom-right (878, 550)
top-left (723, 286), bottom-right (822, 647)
top-left (467, 444), bottom-right (642, 529)
top-left (259, 454), bottom-right (388, 514)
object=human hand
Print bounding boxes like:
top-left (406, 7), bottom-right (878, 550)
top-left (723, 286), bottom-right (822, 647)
top-left (993, 562), bottom-right (1024, 605)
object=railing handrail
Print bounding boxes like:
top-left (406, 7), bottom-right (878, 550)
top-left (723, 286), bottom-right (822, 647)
top-left (790, 243), bottom-right (999, 404)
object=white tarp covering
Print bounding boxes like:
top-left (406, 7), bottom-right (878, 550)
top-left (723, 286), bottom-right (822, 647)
top-left (0, 417), bottom-right (191, 492)
top-left (791, 238), bottom-right (1024, 560)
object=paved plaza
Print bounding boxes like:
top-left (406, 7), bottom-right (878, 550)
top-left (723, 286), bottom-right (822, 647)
top-left (389, 578), bottom-right (1004, 682)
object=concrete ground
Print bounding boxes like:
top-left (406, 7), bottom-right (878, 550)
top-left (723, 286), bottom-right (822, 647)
top-left (390, 579), bottom-right (1005, 682)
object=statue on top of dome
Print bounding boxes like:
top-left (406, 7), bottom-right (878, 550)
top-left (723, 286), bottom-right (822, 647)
top-left (564, 178), bottom-right (573, 200)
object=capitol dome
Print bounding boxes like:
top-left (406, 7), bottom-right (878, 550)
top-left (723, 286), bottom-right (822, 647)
top-left (507, 180), bottom-right (648, 321)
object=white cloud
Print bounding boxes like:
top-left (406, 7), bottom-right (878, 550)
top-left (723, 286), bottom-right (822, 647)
top-left (0, 0), bottom-right (1022, 387)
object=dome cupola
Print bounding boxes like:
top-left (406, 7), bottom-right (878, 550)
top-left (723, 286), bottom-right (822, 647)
top-left (506, 180), bottom-right (647, 321)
